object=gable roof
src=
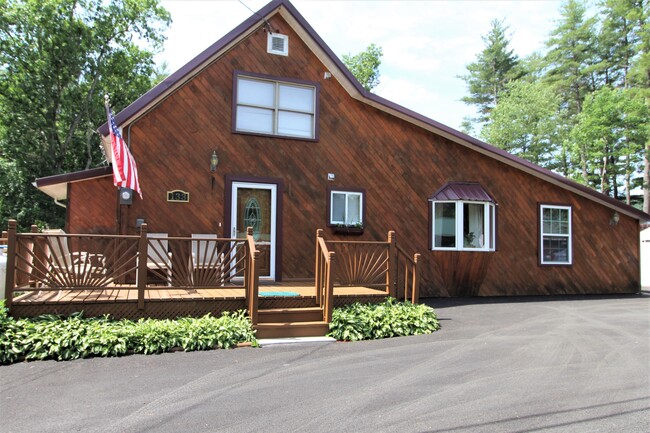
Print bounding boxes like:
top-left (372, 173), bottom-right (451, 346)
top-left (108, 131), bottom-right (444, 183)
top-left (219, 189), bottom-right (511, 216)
top-left (96, 0), bottom-right (649, 222)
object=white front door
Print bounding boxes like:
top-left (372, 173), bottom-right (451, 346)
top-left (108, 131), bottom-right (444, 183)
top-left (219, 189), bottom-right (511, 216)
top-left (231, 182), bottom-right (277, 280)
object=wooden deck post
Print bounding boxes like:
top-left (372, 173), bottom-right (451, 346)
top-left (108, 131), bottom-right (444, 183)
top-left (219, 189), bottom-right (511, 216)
top-left (315, 229), bottom-right (323, 305)
top-left (249, 249), bottom-right (260, 326)
top-left (387, 231), bottom-right (397, 298)
top-left (137, 223), bottom-right (148, 310)
top-left (324, 251), bottom-right (335, 323)
top-left (412, 253), bottom-right (421, 304)
top-left (5, 220), bottom-right (17, 309)
top-left (246, 227), bottom-right (260, 326)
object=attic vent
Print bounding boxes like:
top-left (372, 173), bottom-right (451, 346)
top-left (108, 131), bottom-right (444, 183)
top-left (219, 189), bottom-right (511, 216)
top-left (267, 33), bottom-right (288, 56)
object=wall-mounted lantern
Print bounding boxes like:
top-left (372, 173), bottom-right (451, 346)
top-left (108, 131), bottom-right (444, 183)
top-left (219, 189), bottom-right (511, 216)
top-left (210, 150), bottom-right (219, 172)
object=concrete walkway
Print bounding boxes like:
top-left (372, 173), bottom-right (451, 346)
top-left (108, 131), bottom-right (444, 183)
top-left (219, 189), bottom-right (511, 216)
top-left (1, 294), bottom-right (648, 433)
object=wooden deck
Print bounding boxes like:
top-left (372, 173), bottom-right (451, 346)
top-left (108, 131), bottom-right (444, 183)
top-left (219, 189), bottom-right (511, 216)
top-left (4, 226), bottom-right (418, 321)
top-left (9, 282), bottom-right (388, 320)
top-left (13, 282), bottom-right (385, 304)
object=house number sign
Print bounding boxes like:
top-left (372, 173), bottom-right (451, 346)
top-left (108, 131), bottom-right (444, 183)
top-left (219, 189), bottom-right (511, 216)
top-left (167, 190), bottom-right (190, 202)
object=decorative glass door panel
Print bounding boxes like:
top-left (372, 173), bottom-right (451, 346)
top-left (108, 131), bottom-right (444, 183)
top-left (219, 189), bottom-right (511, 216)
top-left (231, 182), bottom-right (276, 279)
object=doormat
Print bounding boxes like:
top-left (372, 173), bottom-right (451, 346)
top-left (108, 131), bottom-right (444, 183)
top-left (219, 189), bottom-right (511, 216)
top-left (259, 291), bottom-right (300, 297)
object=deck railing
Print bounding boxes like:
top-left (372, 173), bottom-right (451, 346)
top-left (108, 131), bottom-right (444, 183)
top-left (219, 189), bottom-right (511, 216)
top-left (395, 244), bottom-right (421, 303)
top-left (317, 229), bottom-right (420, 304)
top-left (3, 220), bottom-right (260, 313)
top-left (315, 229), bottom-right (335, 322)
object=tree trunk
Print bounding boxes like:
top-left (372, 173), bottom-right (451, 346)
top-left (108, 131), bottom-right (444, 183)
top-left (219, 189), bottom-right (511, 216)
top-left (625, 152), bottom-right (631, 205)
top-left (643, 141), bottom-right (650, 213)
top-left (600, 155), bottom-right (607, 194)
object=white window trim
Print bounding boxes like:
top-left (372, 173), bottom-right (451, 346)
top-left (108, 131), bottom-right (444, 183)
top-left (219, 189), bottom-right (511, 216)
top-left (540, 204), bottom-right (572, 265)
top-left (431, 200), bottom-right (495, 252)
top-left (235, 75), bottom-right (316, 139)
top-left (330, 190), bottom-right (363, 226)
top-left (267, 33), bottom-right (289, 56)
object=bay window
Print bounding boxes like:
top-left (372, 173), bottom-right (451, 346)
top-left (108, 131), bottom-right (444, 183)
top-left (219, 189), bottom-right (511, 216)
top-left (432, 201), bottom-right (495, 251)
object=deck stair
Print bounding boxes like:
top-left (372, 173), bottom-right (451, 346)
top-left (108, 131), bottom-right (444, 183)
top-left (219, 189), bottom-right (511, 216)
top-left (255, 307), bottom-right (329, 338)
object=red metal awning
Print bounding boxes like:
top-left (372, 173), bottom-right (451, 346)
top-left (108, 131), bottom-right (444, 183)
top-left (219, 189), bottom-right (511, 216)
top-left (428, 182), bottom-right (496, 203)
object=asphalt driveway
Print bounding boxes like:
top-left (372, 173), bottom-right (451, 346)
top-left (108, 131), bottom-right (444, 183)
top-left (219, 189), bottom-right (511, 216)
top-left (1, 294), bottom-right (648, 433)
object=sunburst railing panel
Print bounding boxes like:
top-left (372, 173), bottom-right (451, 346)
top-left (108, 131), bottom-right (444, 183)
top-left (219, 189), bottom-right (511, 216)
top-left (326, 241), bottom-right (389, 287)
top-left (13, 233), bottom-right (139, 290)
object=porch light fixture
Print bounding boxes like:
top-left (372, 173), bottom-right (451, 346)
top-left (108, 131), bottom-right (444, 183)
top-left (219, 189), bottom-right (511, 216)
top-left (610, 211), bottom-right (620, 226)
top-left (210, 150), bottom-right (219, 172)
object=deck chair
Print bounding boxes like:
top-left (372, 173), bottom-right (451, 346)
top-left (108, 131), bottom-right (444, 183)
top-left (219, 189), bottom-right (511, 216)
top-left (191, 234), bottom-right (224, 286)
top-left (146, 233), bottom-right (172, 286)
top-left (42, 229), bottom-right (105, 286)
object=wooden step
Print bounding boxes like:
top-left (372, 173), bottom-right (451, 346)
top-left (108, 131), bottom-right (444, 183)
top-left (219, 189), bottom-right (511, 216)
top-left (255, 321), bottom-right (330, 339)
top-left (257, 307), bottom-right (323, 323)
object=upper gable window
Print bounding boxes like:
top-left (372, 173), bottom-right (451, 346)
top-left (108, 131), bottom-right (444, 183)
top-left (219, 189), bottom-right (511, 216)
top-left (235, 74), bottom-right (317, 139)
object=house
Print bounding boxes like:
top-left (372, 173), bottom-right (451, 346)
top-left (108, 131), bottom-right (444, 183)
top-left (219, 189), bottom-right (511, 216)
top-left (34, 0), bottom-right (649, 298)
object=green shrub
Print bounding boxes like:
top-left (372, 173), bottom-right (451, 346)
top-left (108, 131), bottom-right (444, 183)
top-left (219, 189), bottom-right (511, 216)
top-left (328, 298), bottom-right (440, 341)
top-left (0, 305), bottom-right (257, 365)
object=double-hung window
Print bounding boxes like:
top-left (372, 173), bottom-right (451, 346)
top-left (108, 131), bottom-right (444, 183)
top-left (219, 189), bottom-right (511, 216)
top-left (235, 73), bottom-right (317, 139)
top-left (329, 190), bottom-right (364, 227)
top-left (431, 201), bottom-right (496, 251)
top-left (540, 204), bottom-right (572, 265)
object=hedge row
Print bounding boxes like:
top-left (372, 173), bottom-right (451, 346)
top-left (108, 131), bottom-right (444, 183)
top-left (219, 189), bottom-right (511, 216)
top-left (327, 298), bottom-right (440, 341)
top-left (0, 301), bottom-right (256, 364)
top-left (0, 298), bottom-right (441, 364)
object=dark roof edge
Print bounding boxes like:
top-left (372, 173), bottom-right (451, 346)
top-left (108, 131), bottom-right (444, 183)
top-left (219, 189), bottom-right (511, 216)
top-left (366, 91), bottom-right (650, 220)
top-left (35, 166), bottom-right (112, 187)
top-left (95, 0), bottom-right (650, 222)
top-left (273, 1), bottom-right (649, 221)
top-left (97, 0), bottom-right (286, 135)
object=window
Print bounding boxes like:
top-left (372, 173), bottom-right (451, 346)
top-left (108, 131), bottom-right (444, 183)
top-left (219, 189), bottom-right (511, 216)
top-left (540, 204), bottom-right (572, 265)
top-left (235, 74), bottom-right (316, 139)
top-left (431, 201), bottom-right (495, 251)
top-left (329, 190), bottom-right (364, 227)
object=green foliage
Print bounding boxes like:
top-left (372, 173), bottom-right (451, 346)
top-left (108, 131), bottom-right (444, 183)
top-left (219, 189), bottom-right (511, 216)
top-left (327, 299), bottom-right (440, 341)
top-left (0, 0), bottom-right (171, 231)
top-left (460, 18), bottom-right (521, 124)
top-left (481, 80), bottom-right (567, 171)
top-left (0, 305), bottom-right (257, 365)
top-left (461, 0), bottom-right (650, 210)
top-left (569, 87), bottom-right (649, 197)
top-left (342, 43), bottom-right (383, 92)
top-left (543, 0), bottom-right (597, 116)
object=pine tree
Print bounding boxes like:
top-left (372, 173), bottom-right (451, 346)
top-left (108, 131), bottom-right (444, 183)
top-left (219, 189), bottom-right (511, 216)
top-left (543, 0), bottom-right (598, 118)
top-left (459, 19), bottom-right (521, 125)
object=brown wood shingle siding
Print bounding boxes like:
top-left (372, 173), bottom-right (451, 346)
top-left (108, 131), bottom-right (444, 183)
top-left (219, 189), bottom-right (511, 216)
top-left (70, 15), bottom-right (641, 297)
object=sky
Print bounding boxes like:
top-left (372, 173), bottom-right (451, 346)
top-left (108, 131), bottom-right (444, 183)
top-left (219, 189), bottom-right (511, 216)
top-left (156, 0), bottom-right (563, 130)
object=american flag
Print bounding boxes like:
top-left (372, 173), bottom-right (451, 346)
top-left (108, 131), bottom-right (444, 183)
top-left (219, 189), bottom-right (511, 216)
top-left (107, 108), bottom-right (142, 199)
